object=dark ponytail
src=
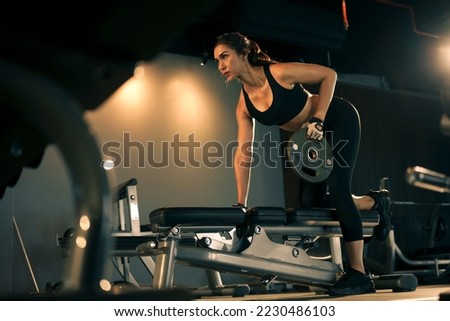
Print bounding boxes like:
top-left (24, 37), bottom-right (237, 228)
top-left (215, 32), bottom-right (275, 66)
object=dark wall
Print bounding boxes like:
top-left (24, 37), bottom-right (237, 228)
top-left (335, 84), bottom-right (450, 199)
top-left (283, 83), bottom-right (450, 267)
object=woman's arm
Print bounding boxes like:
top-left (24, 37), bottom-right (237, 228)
top-left (272, 62), bottom-right (337, 121)
top-left (234, 91), bottom-right (255, 206)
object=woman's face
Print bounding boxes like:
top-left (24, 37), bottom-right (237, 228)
top-left (214, 44), bottom-right (245, 82)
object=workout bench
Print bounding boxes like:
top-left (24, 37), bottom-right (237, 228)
top-left (59, 178), bottom-right (418, 297)
top-left (138, 205), bottom-right (416, 296)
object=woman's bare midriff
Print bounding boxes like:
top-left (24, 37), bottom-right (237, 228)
top-left (279, 94), bottom-right (319, 132)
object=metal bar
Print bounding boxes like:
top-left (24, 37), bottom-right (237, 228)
top-left (12, 216), bottom-right (39, 293)
top-left (152, 239), bottom-right (178, 290)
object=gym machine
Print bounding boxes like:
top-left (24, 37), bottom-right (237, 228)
top-left (59, 177), bottom-right (418, 298)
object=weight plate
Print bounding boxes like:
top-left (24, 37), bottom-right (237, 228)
top-left (286, 127), bottom-right (333, 183)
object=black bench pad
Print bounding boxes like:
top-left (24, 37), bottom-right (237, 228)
top-left (149, 207), bottom-right (246, 227)
top-left (149, 206), bottom-right (379, 229)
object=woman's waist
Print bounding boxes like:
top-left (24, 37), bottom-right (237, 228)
top-left (278, 95), bottom-right (316, 132)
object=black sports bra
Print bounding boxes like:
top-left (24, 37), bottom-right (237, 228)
top-left (242, 64), bottom-right (308, 126)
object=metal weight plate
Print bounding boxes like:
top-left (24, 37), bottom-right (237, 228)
top-left (286, 127), bottom-right (333, 183)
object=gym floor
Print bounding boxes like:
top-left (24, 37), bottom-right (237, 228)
top-left (198, 284), bottom-right (450, 301)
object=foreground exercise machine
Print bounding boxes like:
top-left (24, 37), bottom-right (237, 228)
top-left (364, 169), bottom-right (450, 282)
top-left (59, 178), bottom-right (417, 298)
top-left (140, 207), bottom-right (417, 296)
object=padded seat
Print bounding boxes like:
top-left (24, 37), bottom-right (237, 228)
top-left (149, 206), bottom-right (379, 230)
top-left (285, 208), bottom-right (379, 227)
top-left (149, 207), bottom-right (247, 228)
top-left (244, 207), bottom-right (287, 226)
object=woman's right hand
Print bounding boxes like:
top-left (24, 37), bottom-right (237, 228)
top-left (306, 117), bottom-right (324, 141)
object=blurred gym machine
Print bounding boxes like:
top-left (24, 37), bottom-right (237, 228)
top-left (365, 170), bottom-right (450, 283)
top-left (0, 0), bottom-right (219, 299)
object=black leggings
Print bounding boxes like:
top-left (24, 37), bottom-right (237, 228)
top-left (298, 96), bottom-right (362, 242)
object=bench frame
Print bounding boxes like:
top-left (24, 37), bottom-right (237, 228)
top-left (59, 178), bottom-right (417, 297)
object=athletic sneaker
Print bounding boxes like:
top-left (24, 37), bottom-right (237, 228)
top-left (328, 268), bottom-right (376, 296)
top-left (367, 189), bottom-right (392, 242)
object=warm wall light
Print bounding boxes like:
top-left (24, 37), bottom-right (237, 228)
top-left (164, 69), bottom-right (217, 132)
top-left (438, 44), bottom-right (450, 72)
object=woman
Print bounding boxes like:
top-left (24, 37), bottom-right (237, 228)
top-left (213, 32), bottom-right (391, 296)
